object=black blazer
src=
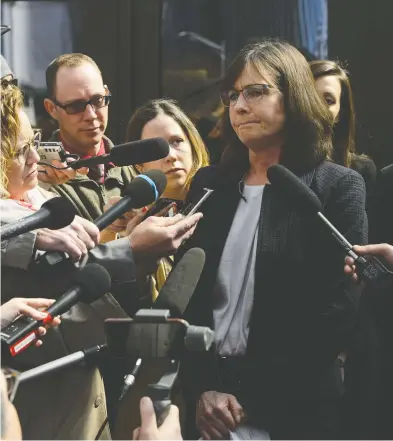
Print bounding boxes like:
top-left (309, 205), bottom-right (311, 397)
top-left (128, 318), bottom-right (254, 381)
top-left (180, 161), bottom-right (367, 415)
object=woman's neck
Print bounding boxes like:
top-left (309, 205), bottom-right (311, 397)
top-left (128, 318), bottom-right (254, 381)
top-left (162, 186), bottom-right (187, 202)
top-left (245, 145), bottom-right (281, 185)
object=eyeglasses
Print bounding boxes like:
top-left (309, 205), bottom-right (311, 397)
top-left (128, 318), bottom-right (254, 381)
top-left (220, 84), bottom-right (271, 107)
top-left (51, 94), bottom-right (111, 115)
top-left (16, 131), bottom-right (41, 158)
top-left (3, 367), bottom-right (20, 402)
top-left (1, 78), bottom-right (18, 88)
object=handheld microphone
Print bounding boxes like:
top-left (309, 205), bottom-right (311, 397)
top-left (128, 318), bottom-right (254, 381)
top-left (1, 263), bottom-right (111, 356)
top-left (94, 169), bottom-right (167, 230)
top-left (267, 164), bottom-right (393, 285)
top-left (68, 138), bottom-right (170, 169)
top-left (0, 197), bottom-right (76, 241)
top-left (39, 169), bottom-right (167, 266)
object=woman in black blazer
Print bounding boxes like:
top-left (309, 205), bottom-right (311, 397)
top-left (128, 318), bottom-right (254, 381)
top-left (179, 39), bottom-right (368, 440)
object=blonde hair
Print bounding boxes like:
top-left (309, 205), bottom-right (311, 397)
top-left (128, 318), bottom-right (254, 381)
top-left (126, 99), bottom-right (209, 189)
top-left (1, 83), bottom-right (23, 198)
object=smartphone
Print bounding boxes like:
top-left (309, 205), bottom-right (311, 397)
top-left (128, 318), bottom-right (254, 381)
top-left (142, 198), bottom-right (180, 219)
top-left (104, 318), bottom-right (186, 359)
top-left (37, 142), bottom-right (67, 164)
top-left (181, 188), bottom-right (214, 217)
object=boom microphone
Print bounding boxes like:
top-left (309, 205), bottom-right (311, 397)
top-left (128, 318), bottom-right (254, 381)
top-left (1, 263), bottom-right (111, 356)
top-left (68, 138), bottom-right (170, 169)
top-left (267, 164), bottom-right (393, 285)
top-left (94, 169), bottom-right (167, 230)
top-left (0, 197), bottom-right (76, 241)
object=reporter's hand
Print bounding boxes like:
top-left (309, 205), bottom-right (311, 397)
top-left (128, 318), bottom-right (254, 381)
top-left (196, 391), bottom-right (244, 440)
top-left (133, 397), bottom-right (182, 440)
top-left (128, 213), bottom-right (202, 264)
top-left (0, 298), bottom-right (61, 347)
top-left (35, 216), bottom-right (99, 262)
top-left (344, 243), bottom-right (393, 282)
top-left (38, 158), bottom-right (88, 185)
top-left (103, 196), bottom-right (139, 234)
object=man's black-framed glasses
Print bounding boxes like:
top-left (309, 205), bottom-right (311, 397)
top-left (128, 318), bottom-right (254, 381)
top-left (51, 93), bottom-right (111, 115)
top-left (220, 84), bottom-right (271, 107)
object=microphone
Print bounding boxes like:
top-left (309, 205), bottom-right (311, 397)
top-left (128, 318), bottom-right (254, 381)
top-left (119, 248), bottom-right (206, 403)
top-left (94, 169), bottom-right (167, 230)
top-left (1, 263), bottom-right (111, 356)
top-left (152, 247), bottom-right (206, 316)
top-left (68, 138), bottom-right (170, 169)
top-left (39, 169), bottom-right (167, 266)
top-left (267, 164), bottom-right (393, 285)
top-left (0, 197), bottom-right (76, 241)
top-left (9, 344), bottom-right (107, 402)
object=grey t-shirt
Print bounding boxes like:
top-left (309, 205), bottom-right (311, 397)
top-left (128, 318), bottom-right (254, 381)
top-left (213, 184), bottom-right (265, 356)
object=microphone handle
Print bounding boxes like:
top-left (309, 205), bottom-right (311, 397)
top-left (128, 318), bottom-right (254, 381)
top-left (38, 196), bottom-right (134, 266)
top-left (94, 195), bottom-right (133, 230)
top-left (68, 153), bottom-right (111, 170)
top-left (46, 286), bottom-right (82, 316)
top-left (10, 344), bottom-right (106, 402)
top-left (0, 209), bottom-right (50, 241)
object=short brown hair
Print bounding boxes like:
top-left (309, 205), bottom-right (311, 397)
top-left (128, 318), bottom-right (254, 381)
top-left (310, 59), bottom-right (356, 168)
top-left (46, 53), bottom-right (101, 97)
top-left (220, 39), bottom-right (333, 180)
top-left (126, 99), bottom-right (210, 189)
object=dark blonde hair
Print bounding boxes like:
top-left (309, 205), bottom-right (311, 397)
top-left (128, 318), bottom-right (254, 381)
top-left (310, 59), bottom-right (356, 168)
top-left (220, 39), bottom-right (333, 179)
top-left (126, 99), bottom-right (210, 189)
top-left (1, 83), bottom-right (23, 197)
top-left (46, 53), bottom-right (101, 97)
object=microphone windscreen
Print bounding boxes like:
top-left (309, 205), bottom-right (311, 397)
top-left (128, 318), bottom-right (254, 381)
top-left (267, 164), bottom-right (322, 213)
top-left (123, 170), bottom-right (167, 207)
top-left (153, 248), bottom-right (206, 316)
top-left (76, 263), bottom-right (111, 304)
top-left (41, 197), bottom-right (76, 229)
top-left (110, 138), bottom-right (170, 166)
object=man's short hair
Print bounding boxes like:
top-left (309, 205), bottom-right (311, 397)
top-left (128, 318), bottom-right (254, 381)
top-left (46, 53), bottom-right (102, 98)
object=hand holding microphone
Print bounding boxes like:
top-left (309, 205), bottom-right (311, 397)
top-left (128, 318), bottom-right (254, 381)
top-left (1, 298), bottom-right (61, 348)
top-left (344, 243), bottom-right (393, 282)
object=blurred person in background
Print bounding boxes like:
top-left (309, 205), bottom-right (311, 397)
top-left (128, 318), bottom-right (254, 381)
top-left (310, 60), bottom-right (377, 198)
top-left (311, 59), bottom-right (380, 439)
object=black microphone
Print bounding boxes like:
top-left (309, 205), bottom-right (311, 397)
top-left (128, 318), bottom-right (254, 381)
top-left (1, 263), bottom-right (111, 356)
top-left (267, 164), bottom-right (393, 285)
top-left (94, 169), bottom-right (167, 230)
top-left (0, 197), bottom-right (76, 241)
top-left (9, 344), bottom-right (107, 402)
top-left (152, 247), bottom-right (206, 316)
top-left (119, 248), bottom-right (206, 405)
top-left (68, 138), bottom-right (170, 169)
top-left (39, 170), bottom-right (167, 267)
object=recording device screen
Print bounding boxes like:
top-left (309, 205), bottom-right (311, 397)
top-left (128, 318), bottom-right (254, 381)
top-left (143, 198), bottom-right (180, 219)
top-left (104, 318), bottom-right (186, 359)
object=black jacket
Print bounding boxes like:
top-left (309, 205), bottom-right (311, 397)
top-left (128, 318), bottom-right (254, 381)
top-left (180, 161), bottom-right (367, 421)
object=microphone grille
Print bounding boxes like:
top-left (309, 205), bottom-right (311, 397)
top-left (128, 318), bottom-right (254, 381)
top-left (153, 248), bottom-right (206, 316)
top-left (267, 164), bottom-right (322, 213)
top-left (124, 170), bottom-right (167, 208)
top-left (75, 263), bottom-right (111, 304)
top-left (111, 138), bottom-right (170, 166)
top-left (41, 197), bottom-right (76, 230)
